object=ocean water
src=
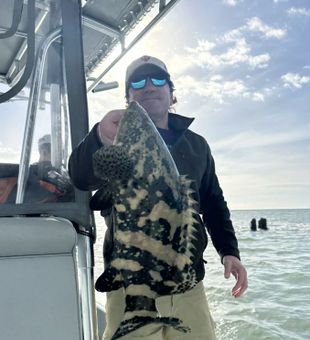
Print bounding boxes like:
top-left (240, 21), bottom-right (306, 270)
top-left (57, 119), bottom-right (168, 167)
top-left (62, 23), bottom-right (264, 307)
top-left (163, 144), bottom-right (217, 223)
top-left (93, 209), bottom-right (310, 340)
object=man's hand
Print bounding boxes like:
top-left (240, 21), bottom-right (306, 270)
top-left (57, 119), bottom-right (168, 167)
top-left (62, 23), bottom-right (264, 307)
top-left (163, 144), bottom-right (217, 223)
top-left (223, 255), bottom-right (248, 297)
top-left (97, 109), bottom-right (126, 145)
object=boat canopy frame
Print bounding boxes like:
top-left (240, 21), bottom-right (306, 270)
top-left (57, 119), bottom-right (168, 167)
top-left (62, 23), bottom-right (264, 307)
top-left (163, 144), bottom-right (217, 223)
top-left (0, 0), bottom-right (181, 236)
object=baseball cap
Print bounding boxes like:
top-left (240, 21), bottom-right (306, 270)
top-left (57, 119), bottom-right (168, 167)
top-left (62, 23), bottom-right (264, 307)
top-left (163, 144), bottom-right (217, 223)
top-left (38, 134), bottom-right (51, 146)
top-left (125, 55), bottom-right (170, 83)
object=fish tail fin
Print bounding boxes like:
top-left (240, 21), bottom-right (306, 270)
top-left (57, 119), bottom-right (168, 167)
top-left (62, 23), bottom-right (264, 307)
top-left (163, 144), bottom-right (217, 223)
top-left (111, 315), bottom-right (190, 340)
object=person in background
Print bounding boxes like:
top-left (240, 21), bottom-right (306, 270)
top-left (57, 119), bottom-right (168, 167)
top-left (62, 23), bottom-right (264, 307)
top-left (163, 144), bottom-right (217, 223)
top-left (38, 134), bottom-right (52, 163)
top-left (30, 134), bottom-right (72, 202)
top-left (33, 134), bottom-right (52, 182)
top-left (69, 55), bottom-right (248, 339)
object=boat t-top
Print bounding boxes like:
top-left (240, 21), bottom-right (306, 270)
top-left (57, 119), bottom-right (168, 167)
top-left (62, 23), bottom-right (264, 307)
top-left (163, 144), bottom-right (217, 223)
top-left (0, 0), bottom-right (181, 339)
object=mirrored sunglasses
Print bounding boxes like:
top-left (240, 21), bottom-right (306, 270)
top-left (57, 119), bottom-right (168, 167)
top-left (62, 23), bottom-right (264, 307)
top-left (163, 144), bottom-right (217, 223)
top-left (129, 76), bottom-right (167, 90)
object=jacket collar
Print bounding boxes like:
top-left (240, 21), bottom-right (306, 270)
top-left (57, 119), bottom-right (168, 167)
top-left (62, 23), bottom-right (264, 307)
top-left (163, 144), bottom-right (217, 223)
top-left (168, 112), bottom-right (195, 132)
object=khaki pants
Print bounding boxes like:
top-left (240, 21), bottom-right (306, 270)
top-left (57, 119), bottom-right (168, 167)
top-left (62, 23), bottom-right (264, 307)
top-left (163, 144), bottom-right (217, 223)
top-left (103, 281), bottom-right (217, 340)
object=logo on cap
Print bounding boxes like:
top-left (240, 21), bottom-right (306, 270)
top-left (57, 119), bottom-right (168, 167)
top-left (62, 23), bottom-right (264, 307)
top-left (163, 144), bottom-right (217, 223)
top-left (141, 55), bottom-right (151, 62)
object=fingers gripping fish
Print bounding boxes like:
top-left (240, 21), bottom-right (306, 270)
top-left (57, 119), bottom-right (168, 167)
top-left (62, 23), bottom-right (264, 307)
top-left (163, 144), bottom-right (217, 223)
top-left (93, 101), bottom-right (200, 339)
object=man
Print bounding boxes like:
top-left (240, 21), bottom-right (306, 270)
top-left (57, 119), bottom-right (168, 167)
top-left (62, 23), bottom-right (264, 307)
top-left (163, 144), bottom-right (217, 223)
top-left (38, 134), bottom-right (52, 163)
top-left (69, 55), bottom-right (248, 339)
top-left (31, 134), bottom-right (72, 202)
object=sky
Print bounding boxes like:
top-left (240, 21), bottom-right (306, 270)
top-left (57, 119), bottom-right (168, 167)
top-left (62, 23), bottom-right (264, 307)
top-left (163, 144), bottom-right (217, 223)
top-left (0, 0), bottom-right (309, 210)
top-left (86, 0), bottom-right (310, 210)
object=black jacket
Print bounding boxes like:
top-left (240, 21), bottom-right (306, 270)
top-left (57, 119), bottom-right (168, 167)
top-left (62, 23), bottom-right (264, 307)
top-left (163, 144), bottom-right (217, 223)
top-left (69, 112), bottom-right (240, 283)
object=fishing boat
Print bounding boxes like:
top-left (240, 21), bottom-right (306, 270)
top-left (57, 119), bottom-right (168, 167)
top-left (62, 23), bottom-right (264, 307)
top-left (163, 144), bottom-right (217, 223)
top-left (0, 0), bottom-right (181, 339)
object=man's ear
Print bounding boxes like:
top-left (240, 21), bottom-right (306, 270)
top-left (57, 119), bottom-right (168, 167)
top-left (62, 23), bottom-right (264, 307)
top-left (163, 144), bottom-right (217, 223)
top-left (171, 95), bottom-right (177, 105)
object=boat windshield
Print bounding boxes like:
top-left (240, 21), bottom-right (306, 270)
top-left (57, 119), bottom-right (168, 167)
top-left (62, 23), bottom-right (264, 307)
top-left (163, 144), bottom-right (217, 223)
top-left (0, 0), bottom-right (181, 228)
top-left (0, 1), bottom-right (73, 206)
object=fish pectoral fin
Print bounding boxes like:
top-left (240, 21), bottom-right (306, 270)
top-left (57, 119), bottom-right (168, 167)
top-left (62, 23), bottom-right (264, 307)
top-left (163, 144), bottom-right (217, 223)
top-left (93, 144), bottom-right (133, 182)
top-left (111, 316), bottom-right (190, 340)
top-left (95, 266), bottom-right (122, 292)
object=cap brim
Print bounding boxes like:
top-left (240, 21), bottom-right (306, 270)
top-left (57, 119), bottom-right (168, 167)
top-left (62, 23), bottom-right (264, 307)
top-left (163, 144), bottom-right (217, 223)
top-left (127, 64), bottom-right (170, 82)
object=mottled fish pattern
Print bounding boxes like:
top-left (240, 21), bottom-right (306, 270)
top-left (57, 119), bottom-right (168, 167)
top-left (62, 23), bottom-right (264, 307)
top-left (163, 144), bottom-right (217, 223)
top-left (93, 101), bottom-right (199, 339)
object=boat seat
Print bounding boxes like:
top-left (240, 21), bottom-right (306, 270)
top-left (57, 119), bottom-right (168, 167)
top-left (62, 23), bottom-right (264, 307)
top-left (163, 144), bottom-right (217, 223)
top-left (0, 217), bottom-right (82, 340)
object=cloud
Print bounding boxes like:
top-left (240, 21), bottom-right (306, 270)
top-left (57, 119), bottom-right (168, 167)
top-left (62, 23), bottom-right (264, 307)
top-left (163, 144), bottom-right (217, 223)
top-left (222, 38), bottom-right (266, 66)
top-left (222, 0), bottom-right (241, 6)
top-left (287, 7), bottom-right (310, 17)
top-left (246, 17), bottom-right (287, 39)
top-left (182, 17), bottom-right (285, 73)
top-left (0, 144), bottom-right (20, 163)
top-left (247, 53), bottom-right (270, 69)
top-left (281, 72), bottom-right (310, 89)
top-left (175, 74), bottom-right (264, 103)
top-left (185, 37), bottom-right (270, 70)
top-left (249, 92), bottom-right (265, 102)
top-left (273, 0), bottom-right (288, 3)
top-left (222, 17), bottom-right (287, 41)
top-left (87, 86), bottom-right (125, 126)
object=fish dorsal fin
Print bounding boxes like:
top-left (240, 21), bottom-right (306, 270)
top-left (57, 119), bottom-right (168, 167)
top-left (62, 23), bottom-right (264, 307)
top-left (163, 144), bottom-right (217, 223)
top-left (177, 175), bottom-right (199, 261)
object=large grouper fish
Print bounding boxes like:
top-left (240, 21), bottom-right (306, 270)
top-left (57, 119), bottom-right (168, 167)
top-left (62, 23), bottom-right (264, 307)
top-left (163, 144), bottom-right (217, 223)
top-left (93, 101), bottom-right (200, 339)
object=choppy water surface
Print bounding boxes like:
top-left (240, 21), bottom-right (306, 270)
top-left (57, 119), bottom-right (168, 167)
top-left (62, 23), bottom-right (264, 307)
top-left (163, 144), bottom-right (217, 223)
top-left (94, 209), bottom-right (310, 339)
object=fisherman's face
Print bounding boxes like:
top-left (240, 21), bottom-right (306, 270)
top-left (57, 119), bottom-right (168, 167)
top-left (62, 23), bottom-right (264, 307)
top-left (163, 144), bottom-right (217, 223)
top-left (127, 71), bottom-right (172, 128)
